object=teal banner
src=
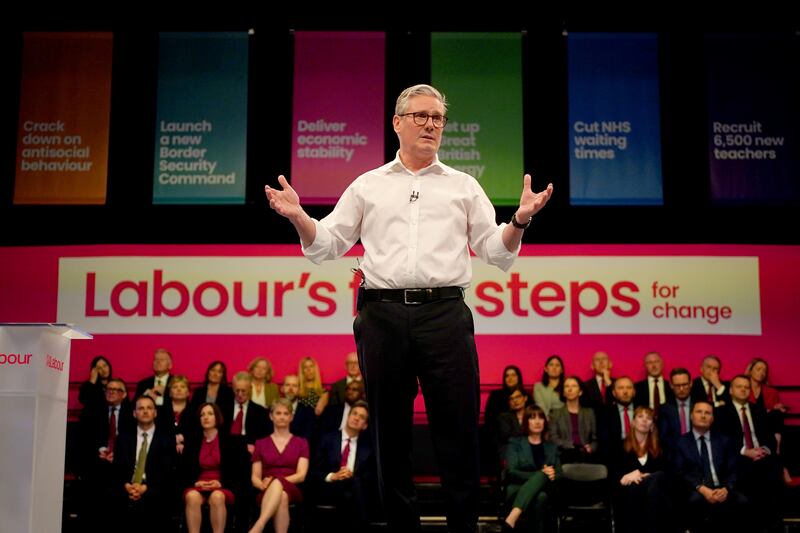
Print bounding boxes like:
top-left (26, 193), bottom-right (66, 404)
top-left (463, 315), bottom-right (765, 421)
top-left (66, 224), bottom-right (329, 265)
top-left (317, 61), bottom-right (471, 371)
top-left (431, 33), bottom-right (524, 206)
top-left (153, 32), bottom-right (248, 204)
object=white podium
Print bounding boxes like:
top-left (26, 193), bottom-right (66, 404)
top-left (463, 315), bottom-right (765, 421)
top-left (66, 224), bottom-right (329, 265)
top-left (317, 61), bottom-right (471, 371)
top-left (0, 323), bottom-right (91, 533)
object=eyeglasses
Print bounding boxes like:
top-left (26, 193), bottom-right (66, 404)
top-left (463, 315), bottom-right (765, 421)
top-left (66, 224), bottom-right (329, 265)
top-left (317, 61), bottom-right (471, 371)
top-left (106, 387), bottom-right (125, 393)
top-left (398, 112), bottom-right (448, 128)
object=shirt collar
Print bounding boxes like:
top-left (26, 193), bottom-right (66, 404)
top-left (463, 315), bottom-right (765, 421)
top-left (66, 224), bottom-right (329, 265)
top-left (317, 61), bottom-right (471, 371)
top-left (386, 151), bottom-right (450, 176)
top-left (342, 431), bottom-right (359, 444)
top-left (693, 428), bottom-right (711, 441)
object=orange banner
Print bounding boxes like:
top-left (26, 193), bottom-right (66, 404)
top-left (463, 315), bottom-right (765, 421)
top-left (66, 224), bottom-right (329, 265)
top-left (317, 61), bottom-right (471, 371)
top-left (14, 32), bottom-right (113, 204)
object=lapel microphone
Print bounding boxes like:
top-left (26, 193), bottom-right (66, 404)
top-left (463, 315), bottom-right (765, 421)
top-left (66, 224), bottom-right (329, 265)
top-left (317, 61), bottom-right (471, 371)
top-left (409, 191), bottom-right (419, 203)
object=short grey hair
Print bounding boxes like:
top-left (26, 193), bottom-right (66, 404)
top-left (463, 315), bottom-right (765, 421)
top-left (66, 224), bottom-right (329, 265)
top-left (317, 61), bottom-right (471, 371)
top-left (232, 371), bottom-right (252, 385)
top-left (395, 84), bottom-right (448, 115)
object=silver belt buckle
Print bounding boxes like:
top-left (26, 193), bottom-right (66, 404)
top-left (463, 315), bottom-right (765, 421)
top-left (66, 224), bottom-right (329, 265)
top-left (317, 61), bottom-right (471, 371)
top-left (403, 288), bottom-right (426, 305)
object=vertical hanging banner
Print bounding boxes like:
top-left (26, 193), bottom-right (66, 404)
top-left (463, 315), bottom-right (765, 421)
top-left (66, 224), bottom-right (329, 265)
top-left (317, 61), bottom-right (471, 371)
top-left (431, 32), bottom-right (524, 205)
top-left (290, 32), bottom-right (385, 204)
top-left (568, 33), bottom-right (663, 205)
top-left (14, 32), bottom-right (113, 205)
top-left (153, 32), bottom-right (248, 204)
top-left (706, 34), bottom-right (797, 204)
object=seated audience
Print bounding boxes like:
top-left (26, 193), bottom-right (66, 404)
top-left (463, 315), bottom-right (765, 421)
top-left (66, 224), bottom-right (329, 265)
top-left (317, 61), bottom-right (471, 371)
top-left (581, 351), bottom-right (613, 410)
top-left (182, 403), bottom-right (238, 533)
top-left (613, 406), bottom-right (670, 533)
top-left (598, 376), bottom-right (636, 462)
top-left (298, 356), bottom-right (330, 416)
top-left (496, 387), bottom-right (530, 458)
top-left (311, 401), bottom-right (376, 532)
top-left (533, 354), bottom-right (565, 417)
top-left (674, 401), bottom-right (747, 533)
top-left (158, 374), bottom-right (191, 454)
top-left (549, 376), bottom-right (598, 463)
top-left (248, 357), bottom-right (280, 408)
top-left (78, 355), bottom-right (113, 409)
top-left (502, 405), bottom-right (561, 532)
top-left (634, 351), bottom-right (674, 415)
top-left (189, 361), bottom-right (234, 421)
top-left (136, 348), bottom-right (174, 407)
top-left (484, 365), bottom-right (526, 430)
top-left (658, 368), bottom-right (694, 458)
top-left (690, 355), bottom-right (729, 408)
top-left (320, 379), bottom-right (366, 435)
top-left (328, 351), bottom-right (363, 406)
top-left (249, 398), bottom-right (310, 533)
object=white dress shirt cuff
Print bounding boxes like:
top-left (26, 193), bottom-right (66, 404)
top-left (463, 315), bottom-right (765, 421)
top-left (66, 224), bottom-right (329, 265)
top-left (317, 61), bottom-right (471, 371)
top-left (301, 219), bottom-right (332, 265)
top-left (486, 223), bottom-right (520, 272)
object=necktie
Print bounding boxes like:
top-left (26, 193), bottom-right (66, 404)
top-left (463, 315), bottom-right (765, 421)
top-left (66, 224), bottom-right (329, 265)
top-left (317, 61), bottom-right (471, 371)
top-left (108, 406), bottom-right (117, 452)
top-left (741, 406), bottom-right (755, 449)
top-left (340, 438), bottom-right (351, 467)
top-left (652, 378), bottom-right (661, 412)
top-left (231, 402), bottom-right (244, 435)
top-left (706, 382), bottom-right (713, 403)
top-left (699, 435), bottom-right (712, 486)
top-left (132, 432), bottom-right (148, 484)
top-left (623, 406), bottom-right (631, 437)
top-left (679, 402), bottom-right (688, 434)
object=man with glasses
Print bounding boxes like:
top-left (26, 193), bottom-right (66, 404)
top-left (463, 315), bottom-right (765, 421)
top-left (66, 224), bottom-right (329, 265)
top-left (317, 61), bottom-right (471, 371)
top-left (266, 84), bottom-right (553, 533)
top-left (77, 377), bottom-right (133, 532)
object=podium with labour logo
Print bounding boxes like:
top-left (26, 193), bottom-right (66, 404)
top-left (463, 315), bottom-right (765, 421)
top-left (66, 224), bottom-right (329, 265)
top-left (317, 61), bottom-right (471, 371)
top-left (0, 323), bottom-right (91, 533)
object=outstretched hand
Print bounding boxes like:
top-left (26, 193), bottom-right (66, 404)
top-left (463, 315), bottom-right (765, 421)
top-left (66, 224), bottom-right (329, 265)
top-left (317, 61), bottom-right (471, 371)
top-left (265, 175), bottom-right (302, 219)
top-left (516, 174), bottom-right (553, 221)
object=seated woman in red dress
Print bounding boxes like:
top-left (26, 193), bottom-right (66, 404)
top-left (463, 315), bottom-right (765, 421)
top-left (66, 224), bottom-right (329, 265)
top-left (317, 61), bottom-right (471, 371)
top-left (183, 402), bottom-right (238, 533)
top-left (249, 398), bottom-right (309, 533)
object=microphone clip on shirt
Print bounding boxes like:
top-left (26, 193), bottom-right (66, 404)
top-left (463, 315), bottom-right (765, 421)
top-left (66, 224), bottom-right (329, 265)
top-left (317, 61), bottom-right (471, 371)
top-left (409, 190), bottom-right (419, 203)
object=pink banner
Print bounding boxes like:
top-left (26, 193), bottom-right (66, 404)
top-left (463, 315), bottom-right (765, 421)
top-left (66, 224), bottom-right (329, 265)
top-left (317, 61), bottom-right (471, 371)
top-left (1, 244), bottom-right (799, 420)
top-left (290, 32), bottom-right (385, 203)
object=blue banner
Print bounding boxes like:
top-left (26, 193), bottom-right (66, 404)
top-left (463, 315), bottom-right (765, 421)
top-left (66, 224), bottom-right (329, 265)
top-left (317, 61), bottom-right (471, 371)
top-left (153, 32), bottom-right (248, 204)
top-left (706, 34), bottom-right (797, 205)
top-left (568, 33), bottom-right (663, 205)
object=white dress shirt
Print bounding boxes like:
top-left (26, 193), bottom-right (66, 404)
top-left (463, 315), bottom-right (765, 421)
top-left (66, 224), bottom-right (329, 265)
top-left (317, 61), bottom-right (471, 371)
top-left (233, 401), bottom-right (249, 435)
top-left (153, 374), bottom-right (168, 406)
top-left (732, 400), bottom-right (767, 454)
top-left (303, 153), bottom-right (518, 289)
top-left (693, 429), bottom-right (720, 487)
top-left (648, 377), bottom-right (666, 408)
top-left (325, 432), bottom-right (359, 482)
top-left (338, 402), bottom-right (352, 431)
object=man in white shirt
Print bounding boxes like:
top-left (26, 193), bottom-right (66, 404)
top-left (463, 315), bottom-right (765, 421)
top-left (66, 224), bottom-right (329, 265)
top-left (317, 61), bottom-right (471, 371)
top-left (266, 84), bottom-right (553, 533)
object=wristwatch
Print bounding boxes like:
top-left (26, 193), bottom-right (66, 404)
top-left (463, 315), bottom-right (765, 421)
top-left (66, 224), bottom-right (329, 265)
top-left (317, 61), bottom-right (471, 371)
top-left (511, 213), bottom-right (532, 230)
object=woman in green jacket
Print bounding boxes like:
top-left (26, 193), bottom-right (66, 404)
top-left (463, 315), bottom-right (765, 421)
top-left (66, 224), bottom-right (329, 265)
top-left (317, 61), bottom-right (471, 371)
top-left (502, 405), bottom-right (562, 532)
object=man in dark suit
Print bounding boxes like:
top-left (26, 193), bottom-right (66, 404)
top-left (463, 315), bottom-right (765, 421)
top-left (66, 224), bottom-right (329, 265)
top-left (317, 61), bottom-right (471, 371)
top-left (328, 351), bottom-right (363, 406)
top-left (690, 355), bottom-right (729, 408)
top-left (715, 375), bottom-right (782, 529)
top-left (77, 378), bottom-right (134, 533)
top-left (312, 401), bottom-right (376, 532)
top-left (228, 371), bottom-right (269, 528)
top-left (658, 367), bottom-right (694, 456)
top-left (320, 378), bottom-right (366, 435)
top-left (113, 395), bottom-right (176, 533)
top-left (581, 351), bottom-right (613, 410)
top-left (674, 401), bottom-right (747, 532)
top-left (135, 348), bottom-right (173, 407)
top-left (265, 374), bottom-right (315, 440)
top-left (597, 376), bottom-right (635, 463)
top-left (634, 351), bottom-right (674, 414)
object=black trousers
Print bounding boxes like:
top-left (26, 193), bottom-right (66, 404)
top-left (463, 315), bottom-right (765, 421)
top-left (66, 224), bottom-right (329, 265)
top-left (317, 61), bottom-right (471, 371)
top-left (354, 297), bottom-right (480, 533)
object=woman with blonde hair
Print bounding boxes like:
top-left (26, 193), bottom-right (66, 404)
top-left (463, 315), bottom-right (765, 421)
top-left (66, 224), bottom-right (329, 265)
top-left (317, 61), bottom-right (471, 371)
top-left (298, 356), bottom-right (329, 415)
top-left (249, 398), bottom-right (309, 533)
top-left (248, 357), bottom-right (279, 407)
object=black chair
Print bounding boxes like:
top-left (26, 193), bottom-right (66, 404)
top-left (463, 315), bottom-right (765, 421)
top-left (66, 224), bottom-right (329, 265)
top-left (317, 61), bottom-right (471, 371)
top-left (556, 463), bottom-right (613, 533)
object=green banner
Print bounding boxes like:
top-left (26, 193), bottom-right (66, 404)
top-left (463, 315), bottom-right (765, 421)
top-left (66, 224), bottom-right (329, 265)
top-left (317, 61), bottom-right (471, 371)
top-left (153, 32), bottom-right (248, 204)
top-left (431, 33), bottom-right (524, 205)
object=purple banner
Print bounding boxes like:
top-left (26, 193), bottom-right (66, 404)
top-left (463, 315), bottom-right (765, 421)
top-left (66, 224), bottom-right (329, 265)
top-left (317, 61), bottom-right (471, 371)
top-left (290, 32), bottom-right (385, 204)
top-left (706, 34), bottom-right (797, 204)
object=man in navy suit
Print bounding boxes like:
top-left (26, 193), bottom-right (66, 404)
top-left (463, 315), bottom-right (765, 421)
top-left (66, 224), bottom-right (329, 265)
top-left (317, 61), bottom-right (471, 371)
top-left (312, 401), bottom-right (377, 532)
top-left (597, 376), bottom-right (635, 463)
top-left (320, 379), bottom-right (366, 435)
top-left (658, 367), bottom-right (694, 457)
top-left (113, 395), bottom-right (176, 533)
top-left (715, 375), bottom-right (782, 529)
top-left (674, 401), bottom-right (747, 532)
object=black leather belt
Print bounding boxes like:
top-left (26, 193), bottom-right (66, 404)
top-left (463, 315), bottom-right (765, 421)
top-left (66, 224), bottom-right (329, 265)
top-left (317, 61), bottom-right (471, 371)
top-left (362, 286), bottom-right (464, 305)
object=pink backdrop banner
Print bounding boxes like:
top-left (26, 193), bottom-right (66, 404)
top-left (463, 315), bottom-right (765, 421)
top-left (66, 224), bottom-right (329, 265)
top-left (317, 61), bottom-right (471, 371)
top-left (290, 32), bottom-right (385, 204)
top-left (1, 243), bottom-right (798, 419)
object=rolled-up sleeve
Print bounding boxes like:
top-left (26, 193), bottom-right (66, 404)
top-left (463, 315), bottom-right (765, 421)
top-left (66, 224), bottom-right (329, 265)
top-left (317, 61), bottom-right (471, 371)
top-left (301, 179), bottom-right (364, 264)
top-left (467, 182), bottom-right (519, 271)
